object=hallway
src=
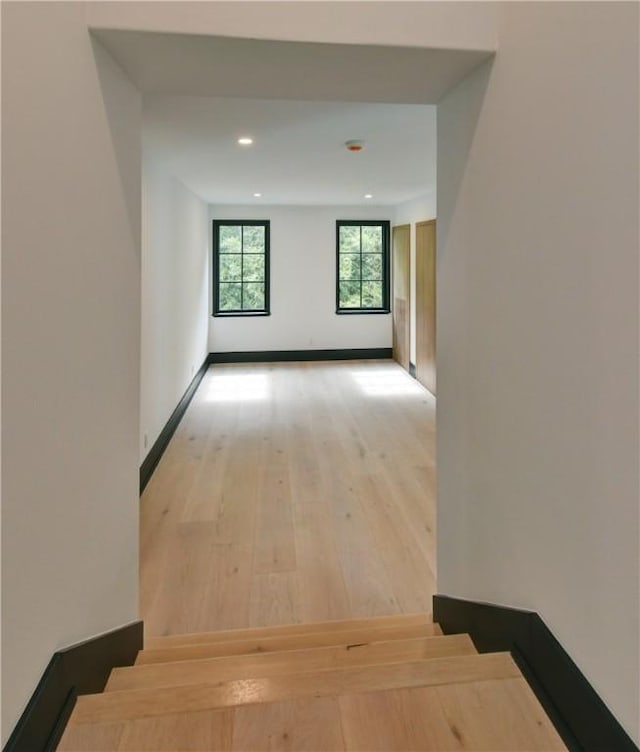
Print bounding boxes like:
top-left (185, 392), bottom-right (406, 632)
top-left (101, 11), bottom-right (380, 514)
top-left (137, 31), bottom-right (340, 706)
top-left (140, 360), bottom-right (436, 638)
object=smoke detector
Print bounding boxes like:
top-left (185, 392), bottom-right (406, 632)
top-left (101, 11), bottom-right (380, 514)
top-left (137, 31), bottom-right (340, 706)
top-left (345, 140), bottom-right (364, 152)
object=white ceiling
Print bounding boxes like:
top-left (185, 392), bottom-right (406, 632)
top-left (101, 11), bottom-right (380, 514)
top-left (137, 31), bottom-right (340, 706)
top-left (93, 30), bottom-right (491, 105)
top-left (143, 96), bottom-right (436, 206)
top-left (93, 29), bottom-right (490, 207)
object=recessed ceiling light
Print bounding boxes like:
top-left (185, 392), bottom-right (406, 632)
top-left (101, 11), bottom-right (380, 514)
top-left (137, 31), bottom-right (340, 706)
top-left (364, 194), bottom-right (373, 199)
top-left (253, 193), bottom-right (262, 198)
top-left (238, 137), bottom-right (253, 146)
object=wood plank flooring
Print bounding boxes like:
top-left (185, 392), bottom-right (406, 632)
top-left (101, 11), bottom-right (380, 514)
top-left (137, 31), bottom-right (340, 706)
top-left (140, 360), bottom-right (436, 638)
top-left (59, 366), bottom-right (567, 751)
top-left (106, 635), bottom-right (476, 692)
top-left (134, 623), bottom-right (444, 666)
top-left (61, 677), bottom-right (565, 752)
top-left (71, 653), bottom-right (520, 725)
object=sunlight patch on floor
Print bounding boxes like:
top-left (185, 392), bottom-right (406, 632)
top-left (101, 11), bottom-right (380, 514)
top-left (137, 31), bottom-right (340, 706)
top-left (205, 373), bottom-right (269, 402)
top-left (350, 367), bottom-right (426, 397)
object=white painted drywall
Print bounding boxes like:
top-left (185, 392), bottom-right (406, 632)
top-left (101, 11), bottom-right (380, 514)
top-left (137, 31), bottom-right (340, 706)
top-left (87, 1), bottom-right (498, 53)
top-left (394, 194), bottom-right (437, 366)
top-left (4, 0), bottom-right (637, 745)
top-left (437, 2), bottom-right (639, 743)
top-left (208, 205), bottom-right (393, 353)
top-left (140, 156), bottom-right (209, 460)
top-left (1, 4), bottom-right (141, 743)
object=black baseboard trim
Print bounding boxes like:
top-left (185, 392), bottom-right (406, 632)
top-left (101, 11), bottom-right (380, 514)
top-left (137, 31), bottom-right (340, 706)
top-left (433, 595), bottom-right (638, 752)
top-left (3, 621), bottom-right (143, 752)
top-left (409, 361), bottom-right (416, 378)
top-left (208, 348), bottom-right (392, 364)
top-left (140, 356), bottom-right (210, 494)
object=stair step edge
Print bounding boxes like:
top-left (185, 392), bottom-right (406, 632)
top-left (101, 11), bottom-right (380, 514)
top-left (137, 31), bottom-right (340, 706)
top-left (144, 612), bottom-right (436, 650)
top-left (106, 634), bottom-right (477, 692)
top-left (72, 652), bottom-right (519, 726)
top-left (136, 622), bottom-right (444, 665)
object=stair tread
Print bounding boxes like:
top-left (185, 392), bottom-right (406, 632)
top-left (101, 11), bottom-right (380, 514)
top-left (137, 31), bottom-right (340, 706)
top-left (144, 612), bottom-right (435, 649)
top-left (136, 621), bottom-right (443, 665)
top-left (70, 651), bottom-right (520, 726)
top-left (60, 675), bottom-right (566, 751)
top-left (339, 676), bottom-right (566, 751)
top-left (107, 634), bottom-right (477, 692)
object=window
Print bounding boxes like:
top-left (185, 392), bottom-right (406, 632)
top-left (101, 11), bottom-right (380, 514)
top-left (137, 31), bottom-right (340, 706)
top-left (336, 220), bottom-right (390, 314)
top-left (213, 220), bottom-right (270, 316)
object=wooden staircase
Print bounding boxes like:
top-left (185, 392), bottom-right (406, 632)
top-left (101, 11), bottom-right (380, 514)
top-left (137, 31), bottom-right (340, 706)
top-left (58, 613), bottom-right (566, 750)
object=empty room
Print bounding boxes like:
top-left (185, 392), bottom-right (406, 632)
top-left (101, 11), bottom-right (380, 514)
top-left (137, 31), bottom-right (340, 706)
top-left (139, 94), bottom-right (438, 636)
top-left (3, 3), bottom-right (638, 751)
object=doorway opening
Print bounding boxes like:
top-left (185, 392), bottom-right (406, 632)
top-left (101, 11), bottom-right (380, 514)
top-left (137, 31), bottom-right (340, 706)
top-left (90, 28), bottom-right (486, 635)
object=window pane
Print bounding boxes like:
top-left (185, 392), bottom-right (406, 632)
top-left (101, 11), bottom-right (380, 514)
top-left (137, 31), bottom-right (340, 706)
top-left (336, 221), bottom-right (388, 312)
top-left (243, 254), bottom-right (265, 282)
top-left (219, 225), bottom-right (242, 253)
top-left (339, 253), bottom-right (361, 281)
top-left (362, 280), bottom-right (383, 308)
top-left (339, 280), bottom-right (361, 308)
top-left (215, 221), bottom-right (269, 315)
top-left (218, 282), bottom-right (242, 310)
top-left (242, 282), bottom-right (265, 310)
top-left (361, 225), bottom-right (382, 254)
top-left (339, 225), bottom-right (360, 254)
top-left (219, 254), bottom-right (242, 282)
top-left (243, 225), bottom-right (265, 253)
top-left (361, 253), bottom-right (382, 280)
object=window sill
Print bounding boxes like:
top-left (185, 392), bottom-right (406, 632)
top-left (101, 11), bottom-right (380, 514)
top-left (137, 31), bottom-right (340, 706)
top-left (335, 309), bottom-right (391, 315)
top-left (213, 311), bottom-right (271, 318)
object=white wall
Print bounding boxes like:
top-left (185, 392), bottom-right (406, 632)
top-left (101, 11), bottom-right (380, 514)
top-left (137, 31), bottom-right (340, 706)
top-left (209, 205), bottom-right (393, 353)
top-left (1, 3), bottom-right (141, 743)
top-left (4, 0), bottom-right (638, 745)
top-left (141, 157), bottom-right (209, 460)
top-left (88, 1), bottom-right (498, 53)
top-left (437, 2), bottom-right (639, 743)
top-left (394, 193), bottom-right (437, 365)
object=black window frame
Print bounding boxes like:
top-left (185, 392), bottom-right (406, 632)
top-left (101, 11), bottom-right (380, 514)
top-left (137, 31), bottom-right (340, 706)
top-left (335, 220), bottom-right (391, 314)
top-left (212, 219), bottom-right (271, 317)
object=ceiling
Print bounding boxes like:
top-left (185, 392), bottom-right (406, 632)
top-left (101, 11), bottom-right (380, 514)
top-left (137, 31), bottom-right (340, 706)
top-left (94, 29), bottom-right (490, 207)
top-left (143, 96), bottom-right (436, 206)
top-left (92, 30), bottom-right (491, 105)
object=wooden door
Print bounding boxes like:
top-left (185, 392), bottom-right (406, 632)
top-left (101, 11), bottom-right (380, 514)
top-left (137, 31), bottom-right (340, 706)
top-left (416, 220), bottom-right (436, 394)
top-left (392, 224), bottom-right (411, 371)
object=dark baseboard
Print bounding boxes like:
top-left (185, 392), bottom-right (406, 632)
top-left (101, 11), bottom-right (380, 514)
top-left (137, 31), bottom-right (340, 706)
top-left (208, 348), bottom-right (392, 364)
top-left (433, 595), bottom-right (638, 752)
top-left (409, 361), bottom-right (416, 378)
top-left (3, 621), bottom-right (142, 752)
top-left (140, 356), bottom-right (210, 494)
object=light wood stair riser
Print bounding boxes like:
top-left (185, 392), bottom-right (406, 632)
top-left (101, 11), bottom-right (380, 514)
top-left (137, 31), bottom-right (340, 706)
top-left (71, 652), bottom-right (520, 726)
top-left (106, 634), bottom-right (477, 692)
top-left (136, 622), bottom-right (443, 665)
top-left (143, 612), bottom-right (438, 650)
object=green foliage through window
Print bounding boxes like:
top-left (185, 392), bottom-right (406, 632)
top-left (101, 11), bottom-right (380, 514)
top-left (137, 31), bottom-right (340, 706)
top-left (213, 221), bottom-right (270, 315)
top-left (336, 221), bottom-right (390, 313)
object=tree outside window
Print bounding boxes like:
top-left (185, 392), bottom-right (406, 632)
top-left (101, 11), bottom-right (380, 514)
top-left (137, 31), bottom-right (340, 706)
top-left (213, 221), bottom-right (270, 316)
top-left (336, 221), bottom-right (390, 313)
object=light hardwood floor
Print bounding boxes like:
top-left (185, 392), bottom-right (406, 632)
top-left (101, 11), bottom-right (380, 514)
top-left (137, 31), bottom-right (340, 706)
top-left (140, 360), bottom-right (436, 638)
top-left (62, 677), bottom-right (565, 752)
